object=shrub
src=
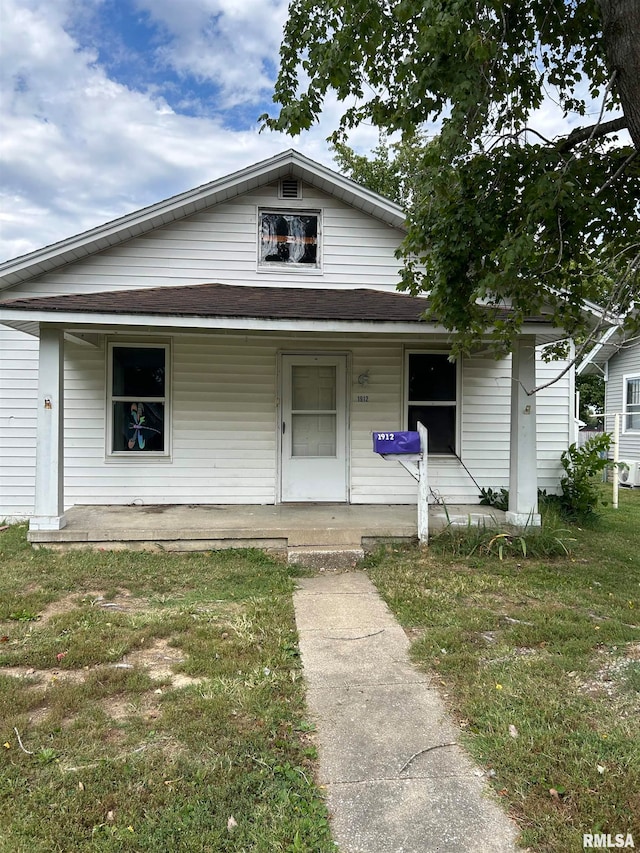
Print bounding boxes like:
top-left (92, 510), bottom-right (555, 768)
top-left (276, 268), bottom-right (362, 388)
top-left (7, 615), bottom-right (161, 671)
top-left (557, 433), bottom-right (612, 522)
top-left (479, 487), bottom-right (509, 511)
top-left (479, 487), bottom-right (553, 513)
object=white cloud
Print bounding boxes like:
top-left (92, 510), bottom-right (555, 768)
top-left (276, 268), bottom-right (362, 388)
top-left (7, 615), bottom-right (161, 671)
top-left (134, 0), bottom-right (290, 107)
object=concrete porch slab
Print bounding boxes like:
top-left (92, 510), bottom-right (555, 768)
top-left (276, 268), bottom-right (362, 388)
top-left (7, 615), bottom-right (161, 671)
top-left (27, 502), bottom-right (505, 552)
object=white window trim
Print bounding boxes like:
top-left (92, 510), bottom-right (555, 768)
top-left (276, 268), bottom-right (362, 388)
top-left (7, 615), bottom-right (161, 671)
top-left (256, 207), bottom-right (323, 273)
top-left (106, 340), bottom-right (171, 459)
top-left (403, 350), bottom-right (461, 456)
top-left (622, 372), bottom-right (640, 433)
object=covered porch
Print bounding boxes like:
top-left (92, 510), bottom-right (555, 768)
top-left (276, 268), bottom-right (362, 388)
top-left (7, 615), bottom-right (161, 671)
top-left (0, 283), bottom-right (548, 538)
top-left (27, 502), bottom-right (506, 561)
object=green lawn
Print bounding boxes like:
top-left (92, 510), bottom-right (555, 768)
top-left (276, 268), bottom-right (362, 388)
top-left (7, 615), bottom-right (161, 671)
top-left (364, 486), bottom-right (640, 853)
top-left (0, 531), bottom-right (333, 853)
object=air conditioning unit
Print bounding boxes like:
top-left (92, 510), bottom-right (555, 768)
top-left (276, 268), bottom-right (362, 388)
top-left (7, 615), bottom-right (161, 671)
top-left (618, 461), bottom-right (640, 487)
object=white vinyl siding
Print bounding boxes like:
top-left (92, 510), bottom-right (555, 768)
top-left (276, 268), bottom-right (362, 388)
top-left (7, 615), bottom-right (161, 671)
top-left (461, 353), bottom-right (569, 496)
top-left (353, 346), bottom-right (570, 504)
top-left (0, 327), bottom-right (38, 519)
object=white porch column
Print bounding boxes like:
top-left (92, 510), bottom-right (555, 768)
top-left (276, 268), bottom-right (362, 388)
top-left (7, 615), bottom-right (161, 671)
top-left (30, 326), bottom-right (66, 531)
top-left (505, 335), bottom-right (541, 528)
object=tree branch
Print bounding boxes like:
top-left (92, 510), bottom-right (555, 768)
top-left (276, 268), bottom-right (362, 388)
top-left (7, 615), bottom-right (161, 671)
top-left (557, 116), bottom-right (628, 153)
top-left (487, 126), bottom-right (556, 151)
top-left (595, 150), bottom-right (638, 195)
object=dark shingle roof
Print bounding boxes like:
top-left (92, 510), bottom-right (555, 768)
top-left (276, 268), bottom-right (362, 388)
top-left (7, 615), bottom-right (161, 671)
top-left (2, 283), bottom-right (433, 323)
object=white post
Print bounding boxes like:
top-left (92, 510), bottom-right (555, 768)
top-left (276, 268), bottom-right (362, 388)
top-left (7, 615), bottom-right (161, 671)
top-left (613, 413), bottom-right (619, 510)
top-left (417, 422), bottom-right (429, 544)
top-left (30, 326), bottom-right (66, 531)
top-left (505, 336), bottom-right (542, 527)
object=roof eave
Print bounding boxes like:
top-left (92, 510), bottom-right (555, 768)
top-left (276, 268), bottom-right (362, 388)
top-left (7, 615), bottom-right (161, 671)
top-left (0, 306), bottom-right (557, 342)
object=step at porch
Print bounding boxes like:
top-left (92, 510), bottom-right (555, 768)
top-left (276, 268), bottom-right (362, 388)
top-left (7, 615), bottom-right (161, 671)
top-left (287, 546), bottom-right (365, 570)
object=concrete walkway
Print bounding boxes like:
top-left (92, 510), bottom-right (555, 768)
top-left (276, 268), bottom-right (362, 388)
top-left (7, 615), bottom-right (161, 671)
top-left (293, 572), bottom-right (519, 853)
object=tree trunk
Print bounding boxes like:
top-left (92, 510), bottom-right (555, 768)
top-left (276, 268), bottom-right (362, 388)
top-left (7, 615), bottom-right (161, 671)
top-left (599, 0), bottom-right (640, 151)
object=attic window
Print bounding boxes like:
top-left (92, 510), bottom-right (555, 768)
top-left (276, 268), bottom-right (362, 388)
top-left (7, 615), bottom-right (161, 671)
top-left (259, 210), bottom-right (320, 267)
top-left (279, 178), bottom-right (302, 199)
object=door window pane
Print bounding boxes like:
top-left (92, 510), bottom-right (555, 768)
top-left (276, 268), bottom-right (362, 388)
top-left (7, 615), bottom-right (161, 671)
top-left (292, 414), bottom-right (337, 457)
top-left (408, 406), bottom-right (456, 454)
top-left (292, 366), bottom-right (336, 411)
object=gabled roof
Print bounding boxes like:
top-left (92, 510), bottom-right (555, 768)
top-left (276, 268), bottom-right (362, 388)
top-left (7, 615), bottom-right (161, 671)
top-left (0, 150), bottom-right (405, 290)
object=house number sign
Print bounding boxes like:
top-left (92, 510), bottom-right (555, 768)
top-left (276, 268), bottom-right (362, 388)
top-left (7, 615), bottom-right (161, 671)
top-left (357, 394), bottom-right (369, 403)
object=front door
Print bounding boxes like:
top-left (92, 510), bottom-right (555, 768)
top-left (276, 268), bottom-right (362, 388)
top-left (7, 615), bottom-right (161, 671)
top-left (281, 354), bottom-right (347, 501)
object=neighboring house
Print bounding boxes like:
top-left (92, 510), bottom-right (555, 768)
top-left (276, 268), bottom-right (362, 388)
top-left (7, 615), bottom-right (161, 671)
top-left (0, 150), bottom-right (574, 531)
top-left (578, 330), bottom-right (640, 481)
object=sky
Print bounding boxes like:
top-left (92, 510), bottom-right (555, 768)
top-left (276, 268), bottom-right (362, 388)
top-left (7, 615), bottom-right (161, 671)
top-left (0, 0), bottom-right (625, 264)
top-left (0, 0), bottom-right (385, 262)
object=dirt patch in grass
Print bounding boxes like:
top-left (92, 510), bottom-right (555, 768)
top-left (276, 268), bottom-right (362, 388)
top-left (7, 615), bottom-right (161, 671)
top-left (122, 638), bottom-right (204, 687)
top-left (403, 626), bottom-right (427, 642)
top-left (100, 692), bottom-right (163, 721)
top-left (26, 705), bottom-right (51, 726)
top-left (3, 638), bottom-right (203, 690)
top-left (625, 641), bottom-right (640, 660)
top-left (3, 594), bottom-right (212, 739)
top-left (38, 590), bottom-right (152, 624)
top-left (3, 665), bottom-right (87, 685)
top-left (38, 592), bottom-right (100, 625)
top-left (580, 642), bottom-right (640, 701)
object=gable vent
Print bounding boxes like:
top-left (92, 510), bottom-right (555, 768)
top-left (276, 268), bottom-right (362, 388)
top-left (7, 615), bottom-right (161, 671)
top-left (279, 177), bottom-right (302, 199)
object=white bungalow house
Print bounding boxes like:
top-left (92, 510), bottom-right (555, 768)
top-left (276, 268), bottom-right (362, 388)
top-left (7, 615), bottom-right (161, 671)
top-left (0, 150), bottom-right (575, 539)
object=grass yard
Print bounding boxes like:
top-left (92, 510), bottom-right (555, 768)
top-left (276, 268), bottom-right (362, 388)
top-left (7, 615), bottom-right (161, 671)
top-left (364, 486), bottom-right (640, 853)
top-left (0, 530), bottom-right (334, 853)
